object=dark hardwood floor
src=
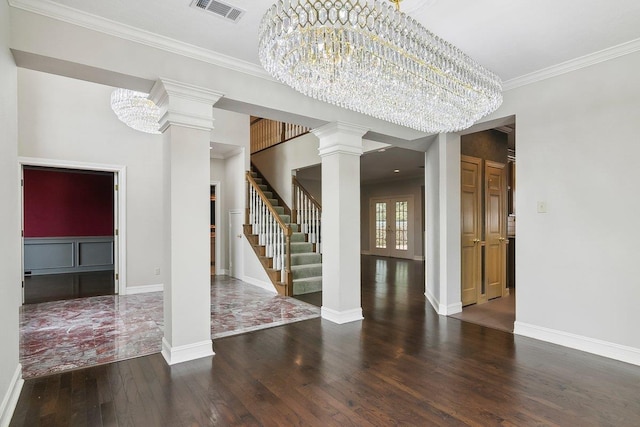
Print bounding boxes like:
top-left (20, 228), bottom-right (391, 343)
top-left (11, 256), bottom-right (640, 426)
top-left (23, 271), bottom-right (115, 304)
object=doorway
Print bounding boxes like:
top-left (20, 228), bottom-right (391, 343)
top-left (229, 209), bottom-right (244, 279)
top-left (22, 166), bottom-right (117, 304)
top-left (457, 126), bottom-right (516, 331)
top-left (210, 185), bottom-right (216, 276)
top-left (19, 158), bottom-right (126, 302)
top-left (369, 195), bottom-right (415, 259)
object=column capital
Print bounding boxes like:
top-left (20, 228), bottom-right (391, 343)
top-left (150, 78), bottom-right (224, 133)
top-left (312, 122), bottom-right (368, 157)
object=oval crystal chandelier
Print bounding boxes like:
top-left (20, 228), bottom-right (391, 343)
top-left (258, 0), bottom-right (503, 133)
top-left (110, 89), bottom-right (161, 134)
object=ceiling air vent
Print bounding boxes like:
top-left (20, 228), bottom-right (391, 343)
top-left (191, 0), bottom-right (246, 23)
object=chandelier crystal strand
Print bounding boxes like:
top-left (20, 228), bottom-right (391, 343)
top-left (110, 89), bottom-right (162, 134)
top-left (258, 0), bottom-right (503, 133)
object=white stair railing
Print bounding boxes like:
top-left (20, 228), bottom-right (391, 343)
top-left (246, 172), bottom-right (292, 293)
top-left (292, 176), bottom-right (322, 254)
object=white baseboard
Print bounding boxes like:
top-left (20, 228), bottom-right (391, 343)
top-left (425, 288), bottom-right (442, 314)
top-left (0, 364), bottom-right (23, 427)
top-left (217, 269), bottom-right (230, 275)
top-left (124, 283), bottom-right (163, 295)
top-left (424, 289), bottom-right (462, 315)
top-left (412, 255), bottom-right (425, 261)
top-left (445, 302), bottom-right (463, 315)
top-left (514, 321), bottom-right (640, 367)
top-left (321, 307), bottom-right (363, 324)
top-left (361, 250), bottom-right (371, 255)
top-left (161, 337), bottom-right (214, 366)
top-left (242, 275), bottom-right (277, 294)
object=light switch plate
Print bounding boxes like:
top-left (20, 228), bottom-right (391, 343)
top-left (537, 201), bottom-right (547, 213)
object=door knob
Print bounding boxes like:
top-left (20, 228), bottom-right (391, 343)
top-left (237, 234), bottom-right (242, 238)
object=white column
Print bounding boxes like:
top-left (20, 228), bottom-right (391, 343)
top-left (424, 133), bottom-right (462, 315)
top-left (313, 122), bottom-right (367, 324)
top-left (150, 79), bottom-right (223, 365)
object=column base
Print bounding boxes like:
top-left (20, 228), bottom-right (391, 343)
top-left (161, 337), bottom-right (214, 365)
top-left (321, 306), bottom-right (364, 324)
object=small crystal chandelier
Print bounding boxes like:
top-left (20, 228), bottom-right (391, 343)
top-left (258, 0), bottom-right (503, 133)
top-left (110, 89), bottom-right (161, 134)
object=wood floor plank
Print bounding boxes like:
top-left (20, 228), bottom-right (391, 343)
top-left (10, 257), bottom-right (640, 426)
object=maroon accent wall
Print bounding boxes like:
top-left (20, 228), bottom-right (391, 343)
top-left (23, 168), bottom-right (114, 238)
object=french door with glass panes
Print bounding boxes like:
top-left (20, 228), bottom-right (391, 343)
top-left (370, 196), bottom-right (414, 259)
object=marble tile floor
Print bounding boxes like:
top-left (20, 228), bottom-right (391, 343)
top-left (20, 276), bottom-right (320, 379)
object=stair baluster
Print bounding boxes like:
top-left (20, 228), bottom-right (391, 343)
top-left (246, 172), bottom-right (293, 295)
top-left (293, 176), bottom-right (322, 254)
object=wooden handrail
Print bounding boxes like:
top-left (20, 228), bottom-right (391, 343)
top-left (292, 176), bottom-right (321, 213)
top-left (246, 172), bottom-right (292, 236)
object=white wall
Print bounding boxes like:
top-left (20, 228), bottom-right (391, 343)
top-left (361, 177), bottom-right (424, 258)
top-left (221, 147), bottom-right (248, 276)
top-left (17, 69), bottom-right (164, 292)
top-left (494, 51), bottom-right (640, 363)
top-left (252, 133), bottom-right (320, 208)
top-left (225, 150), bottom-right (248, 216)
top-left (253, 133), bottom-right (388, 208)
top-left (0, 1), bottom-right (23, 423)
top-left (425, 134), bottom-right (461, 316)
top-left (211, 108), bottom-right (249, 146)
top-left (210, 108), bottom-right (250, 275)
top-left (242, 239), bottom-right (275, 292)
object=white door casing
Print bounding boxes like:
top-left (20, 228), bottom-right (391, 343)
top-left (229, 209), bottom-right (244, 279)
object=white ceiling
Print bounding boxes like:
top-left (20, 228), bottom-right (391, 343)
top-left (17, 0), bottom-right (640, 173)
top-left (40, 0), bottom-right (640, 83)
top-left (297, 146), bottom-right (425, 184)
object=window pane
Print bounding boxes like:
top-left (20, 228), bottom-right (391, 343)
top-left (375, 202), bottom-right (386, 249)
top-left (395, 201), bottom-right (408, 250)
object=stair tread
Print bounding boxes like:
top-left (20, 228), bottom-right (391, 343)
top-left (290, 252), bottom-right (320, 258)
top-left (290, 242), bottom-right (313, 249)
top-left (293, 276), bottom-right (322, 285)
top-left (293, 276), bottom-right (323, 283)
top-left (290, 233), bottom-right (307, 242)
top-left (291, 262), bottom-right (322, 270)
top-left (291, 263), bottom-right (322, 270)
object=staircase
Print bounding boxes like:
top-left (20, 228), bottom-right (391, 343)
top-left (245, 168), bottom-right (322, 296)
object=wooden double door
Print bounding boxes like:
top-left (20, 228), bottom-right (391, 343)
top-left (461, 156), bottom-right (508, 306)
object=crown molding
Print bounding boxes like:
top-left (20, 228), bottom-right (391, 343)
top-left (503, 37), bottom-right (640, 91)
top-left (8, 0), bottom-right (273, 81)
top-left (10, 1), bottom-right (640, 97)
